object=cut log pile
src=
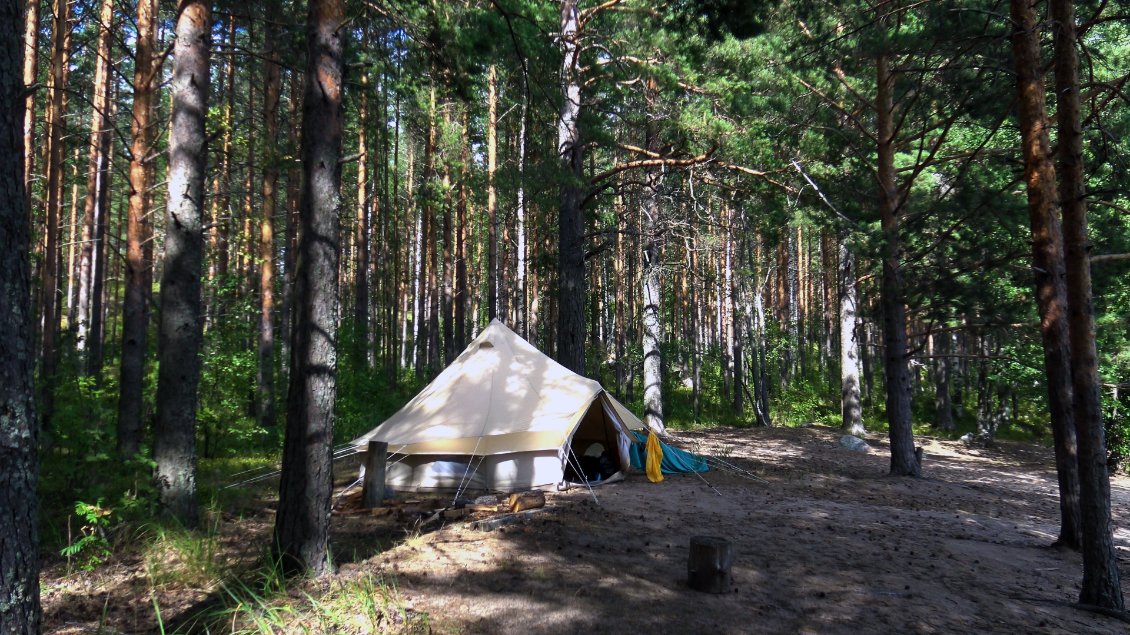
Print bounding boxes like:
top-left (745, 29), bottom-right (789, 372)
top-left (332, 488), bottom-right (548, 531)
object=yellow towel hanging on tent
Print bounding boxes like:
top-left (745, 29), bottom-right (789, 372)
top-left (646, 429), bottom-right (664, 483)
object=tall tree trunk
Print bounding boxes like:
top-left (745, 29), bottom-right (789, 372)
top-left (932, 332), bottom-right (954, 432)
top-left (154, 0), bottom-right (211, 529)
top-left (752, 265), bottom-right (772, 426)
top-left (410, 144), bottom-right (424, 376)
top-left (1009, 0), bottom-right (1082, 551)
top-left (821, 231), bottom-right (837, 392)
top-left (426, 109), bottom-right (440, 374)
top-left (396, 90), bottom-right (410, 370)
top-left (239, 39), bottom-right (257, 307)
top-left (731, 212), bottom-right (744, 418)
top-left (876, 54), bottom-right (919, 477)
top-left (353, 73), bottom-right (370, 368)
top-left (275, 0), bottom-right (344, 577)
top-left (516, 75), bottom-right (529, 337)
top-left (721, 210), bottom-right (732, 404)
top-left (213, 16), bottom-right (236, 293)
top-left (793, 226), bottom-right (806, 378)
top-left (455, 112), bottom-right (469, 350)
top-left (258, 9), bottom-right (281, 434)
top-left (975, 341), bottom-right (995, 440)
top-left (40, 0), bottom-right (70, 436)
top-left (281, 71), bottom-right (301, 375)
top-left (614, 192), bottom-right (627, 396)
top-left (65, 147), bottom-right (80, 330)
top-left (1052, 0), bottom-right (1122, 606)
top-left (556, 0), bottom-right (585, 374)
top-left (21, 0), bottom-right (38, 216)
top-left (687, 233), bottom-right (700, 420)
top-left (487, 64), bottom-right (498, 321)
top-left (376, 61), bottom-right (391, 371)
top-left (387, 66), bottom-right (402, 379)
top-left (76, 0), bottom-right (114, 361)
top-left (441, 108), bottom-right (454, 365)
top-left (1, 0), bottom-right (40, 625)
top-left (786, 227), bottom-right (799, 383)
top-left (87, 93), bottom-right (114, 378)
top-left (419, 85), bottom-right (438, 375)
top-left (117, 0), bottom-right (157, 457)
top-left (839, 238), bottom-right (864, 435)
top-left (640, 91), bottom-right (665, 433)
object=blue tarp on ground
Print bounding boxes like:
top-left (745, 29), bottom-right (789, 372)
top-left (628, 431), bottom-right (709, 474)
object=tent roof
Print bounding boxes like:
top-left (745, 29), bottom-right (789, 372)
top-left (351, 319), bottom-right (643, 456)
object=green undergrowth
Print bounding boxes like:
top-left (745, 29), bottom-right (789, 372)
top-left (170, 573), bottom-right (429, 635)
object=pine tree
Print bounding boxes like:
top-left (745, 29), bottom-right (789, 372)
top-left (275, 0), bottom-right (346, 576)
top-left (153, 0), bottom-right (212, 529)
top-left (1, 0), bottom-right (39, 627)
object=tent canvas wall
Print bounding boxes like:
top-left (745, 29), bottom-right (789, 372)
top-left (350, 319), bottom-right (645, 493)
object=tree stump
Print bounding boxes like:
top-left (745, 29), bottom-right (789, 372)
top-left (687, 535), bottom-right (733, 593)
top-left (361, 440), bottom-right (388, 508)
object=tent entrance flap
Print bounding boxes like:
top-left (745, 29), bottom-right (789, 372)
top-left (564, 396), bottom-right (633, 482)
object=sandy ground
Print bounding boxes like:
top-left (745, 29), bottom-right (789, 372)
top-left (42, 426), bottom-right (1130, 633)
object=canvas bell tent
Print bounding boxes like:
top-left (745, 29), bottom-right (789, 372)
top-left (350, 319), bottom-right (646, 493)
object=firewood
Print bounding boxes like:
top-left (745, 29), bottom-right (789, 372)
top-left (507, 491), bottom-right (546, 513)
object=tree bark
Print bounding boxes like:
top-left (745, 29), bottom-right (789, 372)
top-left (281, 71), bottom-right (301, 376)
top-left (721, 214), bottom-right (732, 404)
top-left (455, 112), bottom-right (469, 350)
top-left (876, 54), bottom-right (919, 477)
top-left (556, 0), bottom-right (586, 374)
top-left (65, 148), bottom-right (80, 330)
top-left (76, 0), bottom-right (114, 362)
top-left (40, 0), bottom-right (71, 436)
top-left (787, 226), bottom-right (801, 380)
top-left (1009, 0), bottom-right (1082, 551)
top-left (688, 233), bottom-right (700, 420)
top-left (1, 0), bottom-right (40, 625)
top-left (752, 271), bottom-right (772, 426)
top-left (640, 86), bottom-right (665, 434)
top-left (410, 143), bottom-right (424, 376)
top-left (932, 332), bottom-right (954, 432)
top-left (839, 238), bottom-right (864, 435)
top-left (239, 34), bottom-right (257, 307)
top-left (487, 64), bottom-right (498, 321)
top-left (275, 0), bottom-right (344, 577)
top-left (441, 108), bottom-right (454, 366)
top-left (118, 0), bottom-right (157, 457)
top-left (731, 222), bottom-right (744, 418)
top-left (87, 93), bottom-right (114, 378)
top-left (154, 0), bottom-right (211, 529)
top-left (21, 0), bottom-right (38, 217)
top-left (258, 6), bottom-right (281, 434)
top-left (516, 76), bottom-right (529, 337)
top-left (424, 86), bottom-right (439, 374)
top-left (1051, 0), bottom-right (1122, 607)
top-left (353, 72), bottom-right (370, 368)
top-left (211, 16), bottom-right (235, 294)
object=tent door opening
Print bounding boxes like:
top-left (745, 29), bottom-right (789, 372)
top-left (565, 398), bottom-right (629, 483)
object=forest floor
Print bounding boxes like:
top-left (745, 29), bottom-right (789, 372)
top-left (41, 425), bottom-right (1130, 634)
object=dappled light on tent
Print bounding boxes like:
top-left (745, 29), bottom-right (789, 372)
top-left (349, 319), bottom-right (646, 492)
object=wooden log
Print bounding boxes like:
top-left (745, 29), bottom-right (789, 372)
top-left (468, 509), bottom-right (542, 532)
top-left (361, 440), bottom-right (389, 508)
top-left (507, 491), bottom-right (546, 513)
top-left (687, 535), bottom-right (733, 593)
